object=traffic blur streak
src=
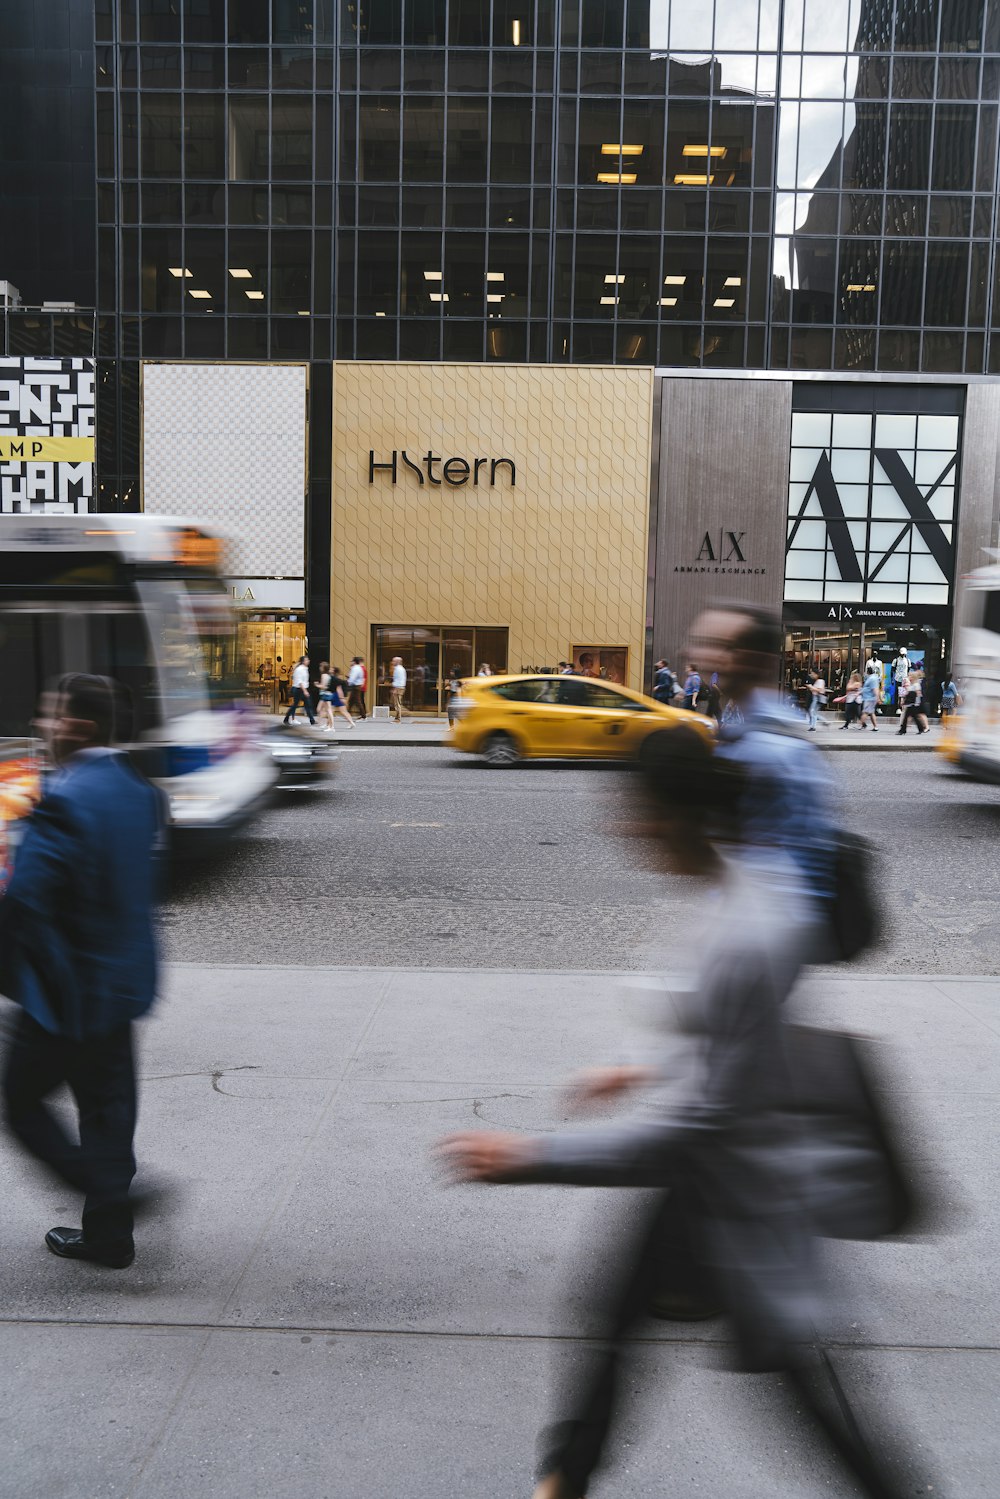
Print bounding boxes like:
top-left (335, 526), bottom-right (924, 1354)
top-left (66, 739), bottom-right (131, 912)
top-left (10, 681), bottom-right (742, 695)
top-left (439, 605), bottom-right (936, 1499)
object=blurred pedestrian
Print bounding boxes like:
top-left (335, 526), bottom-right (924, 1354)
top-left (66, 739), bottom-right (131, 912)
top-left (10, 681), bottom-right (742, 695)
top-left (859, 665), bottom-right (882, 731)
top-left (897, 669), bottom-right (928, 736)
top-left (940, 670), bottom-right (960, 720)
top-left (477, 662), bottom-right (493, 677)
top-left (389, 656), bottom-right (407, 721)
top-left (838, 671), bottom-right (862, 729)
top-left (0, 675), bottom-right (164, 1269)
top-left (283, 655), bottom-right (315, 726)
top-left (439, 604), bottom-right (923, 1499)
top-left (652, 659), bottom-right (675, 704)
top-left (315, 661), bottom-right (336, 731)
top-left (807, 670), bottom-right (827, 730)
top-left (347, 657), bottom-right (367, 719)
top-left (682, 663), bottom-right (701, 711)
top-left (446, 666), bottom-right (463, 727)
top-left (706, 670), bottom-right (722, 722)
top-left (329, 668), bottom-right (355, 729)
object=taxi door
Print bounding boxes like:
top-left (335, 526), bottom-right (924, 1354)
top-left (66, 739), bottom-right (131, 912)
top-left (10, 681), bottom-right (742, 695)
top-left (557, 679), bottom-right (653, 758)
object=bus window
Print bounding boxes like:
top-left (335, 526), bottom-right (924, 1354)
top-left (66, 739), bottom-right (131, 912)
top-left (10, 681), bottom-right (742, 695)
top-left (0, 612), bottom-right (63, 737)
top-left (983, 590), bottom-right (1000, 638)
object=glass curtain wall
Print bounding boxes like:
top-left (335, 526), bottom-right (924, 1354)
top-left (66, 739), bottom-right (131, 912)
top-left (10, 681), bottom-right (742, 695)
top-left (94, 0), bottom-right (1000, 371)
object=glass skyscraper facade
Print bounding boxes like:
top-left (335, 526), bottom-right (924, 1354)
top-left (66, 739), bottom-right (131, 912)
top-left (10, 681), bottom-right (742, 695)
top-left (71, 0), bottom-right (999, 373)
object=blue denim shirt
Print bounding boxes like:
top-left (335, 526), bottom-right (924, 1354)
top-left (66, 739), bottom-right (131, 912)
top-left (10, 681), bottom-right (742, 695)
top-left (715, 688), bottom-right (837, 907)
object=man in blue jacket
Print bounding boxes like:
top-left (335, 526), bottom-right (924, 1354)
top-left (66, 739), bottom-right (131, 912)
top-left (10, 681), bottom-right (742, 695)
top-left (0, 674), bottom-right (163, 1269)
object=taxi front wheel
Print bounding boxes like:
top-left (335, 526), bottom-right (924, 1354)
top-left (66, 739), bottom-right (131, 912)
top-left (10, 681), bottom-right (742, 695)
top-left (482, 731), bottom-right (522, 768)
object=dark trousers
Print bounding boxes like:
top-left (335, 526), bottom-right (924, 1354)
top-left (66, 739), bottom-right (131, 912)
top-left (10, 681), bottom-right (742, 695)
top-left (2, 1012), bottom-right (138, 1248)
top-left (540, 1192), bottom-right (913, 1499)
top-left (347, 687), bottom-right (366, 718)
top-left (283, 686), bottom-right (315, 724)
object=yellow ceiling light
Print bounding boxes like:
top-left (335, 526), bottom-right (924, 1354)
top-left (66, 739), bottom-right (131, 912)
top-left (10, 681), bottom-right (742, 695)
top-left (297, 310), bottom-right (310, 316)
top-left (597, 171), bottom-right (637, 184)
top-left (375, 311), bottom-right (386, 317)
top-left (601, 143), bottom-right (644, 156)
top-left (168, 267), bottom-right (192, 278)
top-left (512, 18), bottom-right (521, 44)
top-left (682, 144), bottom-right (727, 158)
top-left (429, 292), bottom-right (449, 302)
top-left (245, 290), bottom-right (265, 300)
top-left (724, 276), bottom-right (742, 287)
top-left (714, 297), bottom-right (735, 308)
top-left (487, 293), bottom-right (504, 303)
top-left (423, 270), bottom-right (443, 281)
top-left (604, 274), bottom-right (625, 283)
top-left (846, 283), bottom-right (877, 292)
top-left (188, 289), bottom-right (212, 298)
top-left (600, 295), bottom-right (618, 305)
top-left (664, 275), bottom-right (686, 285)
top-left (486, 271), bottom-right (505, 281)
top-left (660, 297), bottom-right (678, 306)
top-left (674, 173), bottom-right (714, 185)
top-left (228, 268), bottom-right (253, 279)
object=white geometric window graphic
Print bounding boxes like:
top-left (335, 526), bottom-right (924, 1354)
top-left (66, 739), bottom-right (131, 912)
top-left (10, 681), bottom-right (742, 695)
top-left (784, 411), bottom-right (959, 606)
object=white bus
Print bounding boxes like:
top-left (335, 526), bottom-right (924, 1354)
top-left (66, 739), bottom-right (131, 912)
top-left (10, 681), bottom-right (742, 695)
top-left (944, 556), bottom-right (1000, 784)
top-left (0, 515), bottom-right (277, 857)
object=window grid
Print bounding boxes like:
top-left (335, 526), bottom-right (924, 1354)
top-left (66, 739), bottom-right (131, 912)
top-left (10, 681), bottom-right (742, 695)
top-left (94, 0), bottom-right (1000, 371)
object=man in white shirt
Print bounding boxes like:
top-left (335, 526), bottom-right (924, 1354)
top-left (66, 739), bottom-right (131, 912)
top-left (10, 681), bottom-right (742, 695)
top-left (389, 657), bottom-right (407, 722)
top-left (347, 657), bottom-right (367, 719)
top-left (282, 655), bottom-right (315, 726)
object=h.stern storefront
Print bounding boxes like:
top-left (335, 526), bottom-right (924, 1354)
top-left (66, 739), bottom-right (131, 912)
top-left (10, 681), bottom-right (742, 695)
top-left (330, 363), bottom-right (654, 713)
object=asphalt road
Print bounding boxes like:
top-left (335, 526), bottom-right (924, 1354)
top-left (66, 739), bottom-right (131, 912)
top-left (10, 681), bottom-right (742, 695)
top-left (165, 745), bottom-right (1000, 974)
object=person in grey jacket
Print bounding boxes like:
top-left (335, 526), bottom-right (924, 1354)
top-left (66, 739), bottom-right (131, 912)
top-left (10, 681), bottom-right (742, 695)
top-left (439, 606), bottom-right (919, 1499)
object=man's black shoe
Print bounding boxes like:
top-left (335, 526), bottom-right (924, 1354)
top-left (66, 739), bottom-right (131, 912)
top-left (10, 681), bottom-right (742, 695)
top-left (45, 1227), bottom-right (135, 1268)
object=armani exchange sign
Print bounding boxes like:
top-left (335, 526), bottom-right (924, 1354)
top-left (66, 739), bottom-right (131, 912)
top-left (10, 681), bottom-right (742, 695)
top-left (784, 408), bottom-right (959, 607)
top-left (673, 529), bottom-right (766, 575)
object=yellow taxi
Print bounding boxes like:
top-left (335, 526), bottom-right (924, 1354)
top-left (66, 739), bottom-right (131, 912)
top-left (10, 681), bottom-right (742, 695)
top-left (448, 673), bottom-right (714, 767)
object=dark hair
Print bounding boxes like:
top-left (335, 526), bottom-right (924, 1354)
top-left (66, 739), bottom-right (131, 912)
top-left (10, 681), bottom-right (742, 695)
top-left (56, 673), bottom-right (118, 746)
top-left (636, 725), bottom-right (744, 827)
top-left (709, 600), bottom-right (783, 657)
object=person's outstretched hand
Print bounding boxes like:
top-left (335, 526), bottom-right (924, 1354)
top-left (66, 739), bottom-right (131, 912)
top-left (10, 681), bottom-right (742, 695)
top-left (565, 1065), bottom-right (655, 1112)
top-left (436, 1131), bottom-right (541, 1183)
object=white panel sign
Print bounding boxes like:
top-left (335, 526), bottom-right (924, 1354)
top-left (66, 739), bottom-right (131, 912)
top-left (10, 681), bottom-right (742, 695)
top-left (228, 577), bottom-right (305, 609)
top-left (142, 362), bottom-right (306, 578)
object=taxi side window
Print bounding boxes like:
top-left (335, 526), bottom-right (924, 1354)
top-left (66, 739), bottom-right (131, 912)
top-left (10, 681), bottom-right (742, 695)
top-left (560, 681), bottom-right (651, 712)
top-left (491, 679), bottom-right (559, 703)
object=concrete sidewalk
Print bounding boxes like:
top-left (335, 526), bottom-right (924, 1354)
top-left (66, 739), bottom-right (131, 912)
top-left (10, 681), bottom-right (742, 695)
top-left (269, 711), bottom-right (946, 751)
top-left (1, 965), bottom-right (995, 1497)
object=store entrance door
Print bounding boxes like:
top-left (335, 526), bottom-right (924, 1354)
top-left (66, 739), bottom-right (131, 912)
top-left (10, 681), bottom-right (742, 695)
top-left (373, 625), bottom-right (509, 713)
top-left (237, 613), bottom-right (308, 713)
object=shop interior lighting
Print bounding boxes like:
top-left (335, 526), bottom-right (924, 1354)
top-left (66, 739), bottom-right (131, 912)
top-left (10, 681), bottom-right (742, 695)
top-left (674, 173), bottom-right (714, 185)
top-left (512, 18), bottom-right (521, 44)
top-left (245, 290), bottom-right (264, 300)
top-left (604, 274), bottom-right (626, 283)
top-left (600, 295), bottom-right (619, 305)
top-left (429, 292), bottom-right (449, 302)
top-left (423, 270), bottom-right (443, 281)
top-left (228, 268), bottom-right (253, 279)
top-left (168, 267), bottom-right (192, 278)
top-left (713, 297), bottom-right (735, 308)
top-left (660, 297), bottom-right (678, 306)
top-left (597, 172), bottom-right (638, 184)
top-left (682, 144), bottom-right (727, 158)
top-left (601, 144), bottom-right (644, 156)
top-left (724, 276), bottom-right (742, 286)
top-left (486, 271), bottom-right (505, 281)
top-left (188, 289), bottom-right (212, 298)
top-left (664, 274), bottom-right (686, 285)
